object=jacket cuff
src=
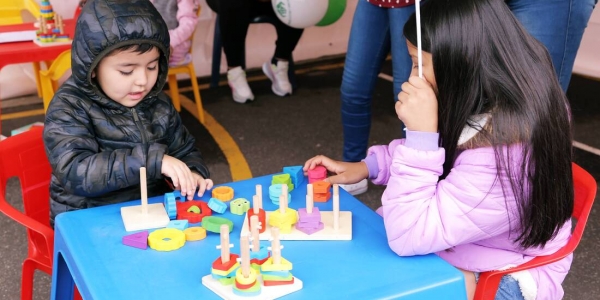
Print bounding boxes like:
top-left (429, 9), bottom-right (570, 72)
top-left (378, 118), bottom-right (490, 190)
top-left (362, 154), bottom-right (379, 179)
top-left (404, 130), bottom-right (439, 151)
top-left (147, 143), bottom-right (168, 179)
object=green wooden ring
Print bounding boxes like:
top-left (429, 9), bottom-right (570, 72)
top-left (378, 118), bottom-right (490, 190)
top-left (202, 216), bottom-right (233, 233)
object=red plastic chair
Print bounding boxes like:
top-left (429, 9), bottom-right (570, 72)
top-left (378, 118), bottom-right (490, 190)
top-left (474, 162), bottom-right (597, 300)
top-left (0, 127), bottom-right (81, 300)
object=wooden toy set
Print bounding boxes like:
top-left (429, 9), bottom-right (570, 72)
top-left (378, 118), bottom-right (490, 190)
top-left (120, 167), bottom-right (235, 251)
top-left (33, 1), bottom-right (72, 46)
top-left (119, 165), bottom-right (353, 298)
top-left (202, 224), bottom-right (303, 299)
top-left (241, 182), bottom-right (352, 241)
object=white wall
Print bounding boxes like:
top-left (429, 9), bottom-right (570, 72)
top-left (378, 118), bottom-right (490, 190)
top-left (0, 0), bottom-right (357, 100)
top-left (0, 0), bottom-right (598, 100)
top-left (573, 6), bottom-right (600, 78)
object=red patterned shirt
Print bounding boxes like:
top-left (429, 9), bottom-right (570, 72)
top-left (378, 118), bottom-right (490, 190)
top-left (367, 0), bottom-right (416, 8)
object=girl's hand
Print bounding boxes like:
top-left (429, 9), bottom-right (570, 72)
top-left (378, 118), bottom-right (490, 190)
top-left (303, 155), bottom-right (369, 185)
top-left (396, 76), bottom-right (438, 132)
top-left (161, 154), bottom-right (196, 199)
top-left (192, 173), bottom-right (213, 199)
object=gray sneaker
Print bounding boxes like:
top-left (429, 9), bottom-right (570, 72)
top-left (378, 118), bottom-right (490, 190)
top-left (262, 60), bottom-right (292, 96)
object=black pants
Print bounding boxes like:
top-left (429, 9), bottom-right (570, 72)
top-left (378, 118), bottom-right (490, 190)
top-left (218, 0), bottom-right (304, 67)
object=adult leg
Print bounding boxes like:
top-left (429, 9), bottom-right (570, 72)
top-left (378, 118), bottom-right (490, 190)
top-left (254, 1), bottom-right (304, 96)
top-left (253, 2), bottom-right (304, 61)
top-left (219, 1), bottom-right (251, 68)
top-left (219, 0), bottom-right (255, 103)
top-left (341, 1), bottom-right (391, 163)
top-left (507, 0), bottom-right (597, 91)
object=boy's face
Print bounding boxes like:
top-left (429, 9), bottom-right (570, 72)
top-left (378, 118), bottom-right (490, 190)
top-left (93, 47), bottom-right (160, 107)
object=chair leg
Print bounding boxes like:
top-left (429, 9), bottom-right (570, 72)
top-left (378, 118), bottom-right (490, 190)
top-left (188, 65), bottom-right (205, 124)
top-left (289, 55), bottom-right (297, 91)
top-left (167, 74), bottom-right (181, 112)
top-left (32, 62), bottom-right (43, 98)
top-left (21, 259), bottom-right (35, 300)
top-left (210, 15), bottom-right (222, 89)
top-left (74, 286), bottom-right (83, 300)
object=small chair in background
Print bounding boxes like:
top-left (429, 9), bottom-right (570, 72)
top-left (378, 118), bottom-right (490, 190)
top-left (167, 6), bottom-right (205, 124)
top-left (39, 49), bottom-right (71, 112)
top-left (474, 162), bottom-right (597, 300)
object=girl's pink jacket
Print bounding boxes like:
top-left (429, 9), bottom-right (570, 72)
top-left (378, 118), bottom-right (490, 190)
top-left (366, 132), bottom-right (572, 300)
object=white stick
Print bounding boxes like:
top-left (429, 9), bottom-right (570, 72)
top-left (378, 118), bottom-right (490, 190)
top-left (416, 0), bottom-right (423, 78)
top-left (307, 183), bottom-right (313, 213)
top-left (306, 193), bottom-right (313, 214)
top-left (250, 215), bottom-right (260, 252)
top-left (333, 184), bottom-right (340, 230)
top-left (255, 184), bottom-right (262, 209)
top-left (271, 227), bottom-right (281, 265)
top-left (252, 195), bottom-right (259, 214)
top-left (240, 235), bottom-right (250, 277)
top-left (220, 225), bottom-right (230, 263)
top-left (140, 167), bottom-right (148, 215)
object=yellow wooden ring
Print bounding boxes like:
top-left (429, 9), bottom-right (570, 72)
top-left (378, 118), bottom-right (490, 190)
top-left (235, 267), bottom-right (258, 285)
top-left (148, 228), bottom-right (186, 251)
top-left (183, 227), bottom-right (207, 241)
top-left (212, 186), bottom-right (234, 201)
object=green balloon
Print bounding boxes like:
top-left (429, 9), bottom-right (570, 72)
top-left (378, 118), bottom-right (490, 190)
top-left (316, 0), bottom-right (346, 27)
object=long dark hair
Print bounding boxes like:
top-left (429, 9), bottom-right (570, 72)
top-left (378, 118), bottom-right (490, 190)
top-left (403, 0), bottom-right (573, 248)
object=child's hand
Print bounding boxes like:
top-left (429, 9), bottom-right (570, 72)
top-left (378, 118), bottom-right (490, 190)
top-left (396, 76), bottom-right (438, 132)
top-left (303, 155), bottom-right (369, 185)
top-left (192, 173), bottom-right (213, 199)
top-left (161, 154), bottom-right (197, 199)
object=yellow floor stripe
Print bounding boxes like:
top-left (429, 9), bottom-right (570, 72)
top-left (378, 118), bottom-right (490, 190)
top-left (178, 95), bottom-right (252, 181)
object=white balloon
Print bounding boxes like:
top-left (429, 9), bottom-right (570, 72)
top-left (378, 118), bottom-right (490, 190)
top-left (272, 0), bottom-right (329, 29)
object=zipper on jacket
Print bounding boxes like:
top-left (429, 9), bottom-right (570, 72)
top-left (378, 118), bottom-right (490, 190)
top-left (131, 108), bottom-right (149, 167)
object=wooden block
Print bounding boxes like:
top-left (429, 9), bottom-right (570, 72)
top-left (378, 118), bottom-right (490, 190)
top-left (120, 203), bottom-right (170, 232)
top-left (202, 275), bottom-right (302, 299)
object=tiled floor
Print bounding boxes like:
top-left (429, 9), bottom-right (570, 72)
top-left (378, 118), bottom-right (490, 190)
top-left (1, 60), bottom-right (599, 300)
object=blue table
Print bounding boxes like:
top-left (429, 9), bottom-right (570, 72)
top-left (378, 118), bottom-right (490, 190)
top-left (51, 174), bottom-right (466, 299)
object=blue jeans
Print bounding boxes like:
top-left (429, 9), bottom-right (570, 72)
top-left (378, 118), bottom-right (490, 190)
top-left (341, 0), bottom-right (596, 162)
top-left (507, 0), bottom-right (597, 91)
top-left (474, 273), bottom-right (525, 300)
top-left (341, 0), bottom-right (415, 162)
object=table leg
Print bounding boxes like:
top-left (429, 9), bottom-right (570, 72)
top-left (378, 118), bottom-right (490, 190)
top-left (51, 252), bottom-right (76, 300)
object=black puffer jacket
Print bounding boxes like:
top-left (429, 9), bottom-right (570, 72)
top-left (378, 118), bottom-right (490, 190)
top-left (43, 0), bottom-right (209, 223)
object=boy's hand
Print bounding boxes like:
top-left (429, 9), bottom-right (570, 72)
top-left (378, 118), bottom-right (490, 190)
top-left (192, 173), bottom-right (213, 199)
top-left (162, 154), bottom-right (197, 200)
top-left (303, 155), bottom-right (369, 185)
top-left (396, 76), bottom-right (438, 132)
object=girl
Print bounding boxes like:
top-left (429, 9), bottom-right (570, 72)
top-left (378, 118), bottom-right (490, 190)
top-left (304, 0), bottom-right (574, 299)
top-left (150, 0), bottom-right (199, 66)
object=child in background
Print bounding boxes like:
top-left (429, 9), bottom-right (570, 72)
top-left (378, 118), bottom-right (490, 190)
top-left (44, 0), bottom-right (212, 225)
top-left (304, 0), bottom-right (574, 299)
top-left (150, 0), bottom-right (199, 66)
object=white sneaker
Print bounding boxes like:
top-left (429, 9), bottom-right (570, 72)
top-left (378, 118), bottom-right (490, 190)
top-left (262, 60), bottom-right (292, 96)
top-left (339, 178), bottom-right (368, 196)
top-left (227, 67), bottom-right (255, 103)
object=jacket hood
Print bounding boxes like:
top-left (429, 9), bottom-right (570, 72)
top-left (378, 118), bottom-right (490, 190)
top-left (72, 0), bottom-right (170, 108)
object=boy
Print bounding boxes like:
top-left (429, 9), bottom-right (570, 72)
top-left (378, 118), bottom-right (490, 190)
top-left (43, 0), bottom-right (212, 224)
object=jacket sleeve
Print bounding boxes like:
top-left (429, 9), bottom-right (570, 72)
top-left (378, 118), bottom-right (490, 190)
top-left (169, 0), bottom-right (199, 48)
top-left (165, 104), bottom-right (210, 179)
top-left (375, 143), bottom-right (515, 257)
top-left (43, 96), bottom-right (167, 197)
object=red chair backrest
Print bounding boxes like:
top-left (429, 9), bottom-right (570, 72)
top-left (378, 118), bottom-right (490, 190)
top-left (474, 162), bottom-right (597, 300)
top-left (0, 127), bottom-right (53, 261)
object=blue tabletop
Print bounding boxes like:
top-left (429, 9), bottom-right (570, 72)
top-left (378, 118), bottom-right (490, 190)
top-left (53, 174), bottom-right (466, 299)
